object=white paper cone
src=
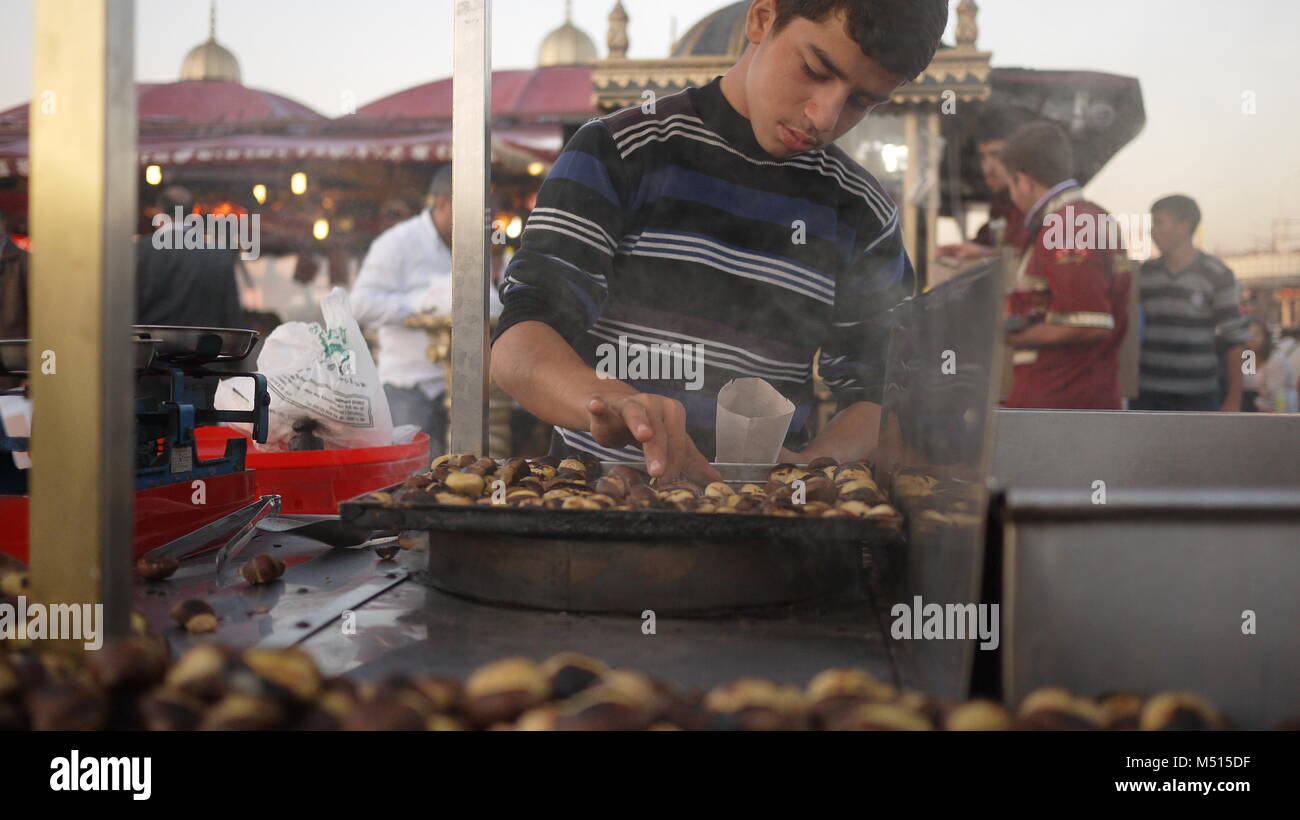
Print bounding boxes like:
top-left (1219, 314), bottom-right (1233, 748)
top-left (715, 378), bottom-right (795, 463)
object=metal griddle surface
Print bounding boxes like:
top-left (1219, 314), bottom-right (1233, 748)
top-left (338, 462), bottom-right (904, 615)
top-left (340, 485), bottom-right (902, 545)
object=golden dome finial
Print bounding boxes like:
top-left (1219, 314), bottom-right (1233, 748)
top-left (181, 0), bottom-right (241, 82)
top-left (538, 1), bottom-right (599, 66)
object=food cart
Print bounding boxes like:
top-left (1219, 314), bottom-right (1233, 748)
top-left (4, 0), bottom-right (1296, 734)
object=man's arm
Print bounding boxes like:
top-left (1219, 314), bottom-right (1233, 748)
top-left (1220, 344), bottom-right (1244, 412)
top-left (1212, 262), bottom-right (1248, 412)
top-left (348, 236), bottom-right (418, 328)
top-left (1007, 321), bottom-right (1110, 349)
top-left (490, 120), bottom-right (717, 482)
top-left (492, 321), bottom-right (717, 482)
top-left (800, 215), bottom-right (914, 464)
top-left (780, 401), bottom-right (882, 465)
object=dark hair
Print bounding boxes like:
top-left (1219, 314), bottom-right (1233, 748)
top-left (1000, 121), bottom-right (1073, 188)
top-left (428, 164), bottom-right (453, 200)
top-left (1151, 194), bottom-right (1202, 233)
top-left (772, 0), bottom-right (949, 79)
top-left (1247, 319), bottom-right (1273, 361)
top-left (973, 104), bottom-right (1038, 145)
top-left (155, 185), bottom-right (194, 215)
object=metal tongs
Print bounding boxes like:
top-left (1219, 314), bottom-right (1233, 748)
top-left (141, 495), bottom-right (282, 574)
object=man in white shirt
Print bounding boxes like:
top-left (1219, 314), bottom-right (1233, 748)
top-left (350, 165), bottom-right (501, 455)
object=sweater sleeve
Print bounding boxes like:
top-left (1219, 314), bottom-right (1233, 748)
top-left (492, 119), bottom-right (631, 346)
top-left (818, 219), bottom-right (915, 406)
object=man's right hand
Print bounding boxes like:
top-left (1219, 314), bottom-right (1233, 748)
top-left (586, 393), bottom-right (720, 485)
top-left (938, 242), bottom-right (997, 262)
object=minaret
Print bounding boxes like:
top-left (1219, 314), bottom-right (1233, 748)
top-left (955, 0), bottom-right (979, 49)
top-left (607, 1), bottom-right (629, 60)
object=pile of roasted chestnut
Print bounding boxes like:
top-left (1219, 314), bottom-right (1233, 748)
top-left (367, 454), bottom-right (903, 526)
top-left (2, 626), bottom-right (1278, 730)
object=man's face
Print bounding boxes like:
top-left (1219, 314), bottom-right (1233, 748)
top-left (739, 2), bottom-right (907, 158)
top-left (978, 140), bottom-right (1009, 193)
top-left (1150, 210), bottom-right (1191, 255)
top-left (432, 195), bottom-right (453, 247)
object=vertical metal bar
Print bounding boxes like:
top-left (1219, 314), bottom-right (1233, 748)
top-left (29, 0), bottom-right (136, 644)
top-left (901, 110), bottom-right (919, 266)
top-left (924, 109), bottom-right (942, 280)
top-left (449, 0), bottom-right (491, 456)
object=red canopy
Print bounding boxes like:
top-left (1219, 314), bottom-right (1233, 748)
top-left (0, 81), bottom-right (324, 129)
top-left (356, 66), bottom-right (595, 122)
top-left (0, 124), bottom-right (559, 177)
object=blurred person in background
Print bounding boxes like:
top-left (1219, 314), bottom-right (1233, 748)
top-left (1240, 320), bottom-right (1264, 411)
top-left (0, 209), bottom-right (28, 339)
top-left (350, 164), bottom-right (502, 455)
top-left (1248, 320), bottom-right (1297, 412)
top-left (1279, 326), bottom-right (1300, 405)
top-left (1001, 121), bottom-right (1130, 409)
top-left (939, 105), bottom-right (1036, 261)
top-left (1135, 195), bottom-right (1247, 412)
top-left (135, 186), bottom-right (245, 329)
top-left (0, 209), bottom-right (29, 391)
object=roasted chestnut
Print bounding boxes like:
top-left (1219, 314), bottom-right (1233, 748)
top-left (199, 693), bottom-right (287, 731)
top-left (540, 652), bottom-right (608, 700)
top-left (25, 683), bottom-right (109, 731)
top-left (1097, 691), bottom-right (1145, 730)
top-left (1139, 692), bottom-right (1227, 731)
top-left (829, 701), bottom-right (932, 731)
top-left (705, 679), bottom-right (808, 731)
top-left (170, 599), bottom-right (218, 633)
top-left (499, 457), bottom-right (530, 486)
top-left (944, 700), bottom-right (1012, 731)
top-left (240, 648), bottom-right (323, 703)
top-left (138, 687), bottom-right (205, 731)
top-left (240, 554), bottom-right (285, 586)
top-left (445, 472), bottom-right (487, 497)
top-left (0, 571), bottom-right (28, 597)
top-left (464, 658), bottom-right (549, 726)
top-left (165, 644), bottom-right (240, 703)
top-left (1016, 687), bottom-right (1104, 730)
top-left (135, 556), bottom-right (180, 580)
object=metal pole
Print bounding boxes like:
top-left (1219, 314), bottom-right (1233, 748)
top-left (29, 0), bottom-right (136, 645)
top-left (902, 110), bottom-right (919, 266)
top-left (449, 0), bottom-right (491, 456)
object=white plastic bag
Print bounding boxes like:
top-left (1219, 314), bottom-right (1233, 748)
top-left (216, 287), bottom-right (393, 450)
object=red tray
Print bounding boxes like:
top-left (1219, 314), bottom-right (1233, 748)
top-left (194, 427), bottom-right (430, 514)
top-left (0, 469), bottom-right (257, 564)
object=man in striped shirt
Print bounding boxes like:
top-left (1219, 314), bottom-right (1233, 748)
top-left (1135, 195), bottom-right (1247, 412)
top-left (491, 0), bottom-right (948, 482)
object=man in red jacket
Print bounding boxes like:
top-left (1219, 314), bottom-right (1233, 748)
top-left (1001, 122), bottom-right (1131, 409)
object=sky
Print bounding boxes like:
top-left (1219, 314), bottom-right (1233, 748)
top-left (2, 0), bottom-right (1298, 254)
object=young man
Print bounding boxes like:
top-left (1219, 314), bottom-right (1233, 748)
top-left (491, 0), bottom-right (948, 482)
top-left (1000, 121), bottom-right (1131, 410)
top-left (939, 105), bottom-right (1035, 261)
top-left (1135, 194), bottom-right (1247, 412)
